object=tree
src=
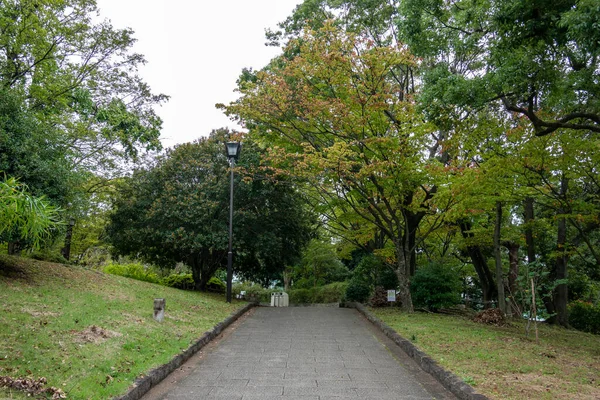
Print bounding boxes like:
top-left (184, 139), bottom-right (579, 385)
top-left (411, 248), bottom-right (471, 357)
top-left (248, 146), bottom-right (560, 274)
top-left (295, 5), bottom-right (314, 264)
top-left (399, 0), bottom-right (600, 136)
top-left (106, 130), bottom-right (314, 290)
top-left (290, 239), bottom-right (349, 289)
top-left (222, 23), bottom-right (447, 311)
top-left (0, 0), bottom-right (167, 254)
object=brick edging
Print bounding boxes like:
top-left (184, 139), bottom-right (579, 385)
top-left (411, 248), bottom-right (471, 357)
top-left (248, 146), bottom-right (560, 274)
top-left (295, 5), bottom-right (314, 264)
top-left (347, 302), bottom-right (489, 400)
top-left (113, 302), bottom-right (257, 400)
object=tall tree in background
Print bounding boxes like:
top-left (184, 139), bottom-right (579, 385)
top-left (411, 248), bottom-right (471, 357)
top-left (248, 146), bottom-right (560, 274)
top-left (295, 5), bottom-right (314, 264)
top-left (223, 23), bottom-right (449, 311)
top-left (107, 130), bottom-right (314, 290)
top-left (399, 0), bottom-right (600, 136)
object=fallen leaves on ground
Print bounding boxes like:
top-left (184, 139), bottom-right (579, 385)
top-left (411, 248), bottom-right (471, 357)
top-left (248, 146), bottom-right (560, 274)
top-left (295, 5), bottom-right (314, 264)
top-left (472, 308), bottom-right (507, 326)
top-left (0, 376), bottom-right (66, 399)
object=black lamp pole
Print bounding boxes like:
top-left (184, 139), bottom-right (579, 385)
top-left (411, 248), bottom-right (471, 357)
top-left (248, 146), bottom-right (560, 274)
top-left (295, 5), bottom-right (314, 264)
top-left (225, 142), bottom-right (241, 303)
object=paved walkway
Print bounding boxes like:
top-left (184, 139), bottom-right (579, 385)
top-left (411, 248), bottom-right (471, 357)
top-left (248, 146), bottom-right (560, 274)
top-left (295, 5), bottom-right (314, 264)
top-left (144, 307), bottom-right (457, 400)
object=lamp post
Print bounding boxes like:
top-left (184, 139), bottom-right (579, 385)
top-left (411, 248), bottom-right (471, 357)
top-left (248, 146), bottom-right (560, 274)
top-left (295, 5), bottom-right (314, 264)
top-left (225, 141), bottom-right (241, 303)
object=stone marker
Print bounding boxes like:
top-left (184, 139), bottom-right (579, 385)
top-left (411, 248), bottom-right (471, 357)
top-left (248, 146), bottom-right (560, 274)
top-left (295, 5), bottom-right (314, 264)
top-left (153, 298), bottom-right (165, 322)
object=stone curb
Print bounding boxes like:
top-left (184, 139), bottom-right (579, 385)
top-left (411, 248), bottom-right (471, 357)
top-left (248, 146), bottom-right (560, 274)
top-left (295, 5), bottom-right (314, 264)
top-left (113, 302), bottom-right (257, 400)
top-left (347, 302), bottom-right (489, 400)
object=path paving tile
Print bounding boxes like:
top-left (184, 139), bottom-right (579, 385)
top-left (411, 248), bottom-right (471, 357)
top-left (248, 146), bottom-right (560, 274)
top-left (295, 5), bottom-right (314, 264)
top-left (145, 307), bottom-right (457, 400)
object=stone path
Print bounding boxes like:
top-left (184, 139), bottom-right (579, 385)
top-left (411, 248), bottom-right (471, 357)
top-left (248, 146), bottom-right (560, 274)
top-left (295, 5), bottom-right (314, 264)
top-left (144, 307), bottom-right (457, 400)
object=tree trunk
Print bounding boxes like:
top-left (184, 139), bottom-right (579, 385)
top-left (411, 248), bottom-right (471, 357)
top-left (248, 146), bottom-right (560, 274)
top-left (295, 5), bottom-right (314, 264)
top-left (494, 201), bottom-right (506, 314)
top-left (7, 241), bottom-right (21, 256)
top-left (553, 175), bottom-right (569, 327)
top-left (524, 197), bottom-right (536, 264)
top-left (61, 220), bottom-right (74, 261)
top-left (459, 221), bottom-right (496, 308)
top-left (405, 212), bottom-right (423, 277)
top-left (524, 197), bottom-right (556, 316)
top-left (504, 242), bottom-right (520, 317)
top-left (188, 254), bottom-right (217, 291)
top-left (395, 239), bottom-right (414, 312)
top-left (283, 267), bottom-right (292, 291)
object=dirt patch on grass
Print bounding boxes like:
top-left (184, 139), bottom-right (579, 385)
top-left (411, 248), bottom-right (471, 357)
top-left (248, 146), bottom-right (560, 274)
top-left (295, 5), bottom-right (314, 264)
top-left (72, 325), bottom-right (122, 344)
top-left (478, 372), bottom-right (600, 400)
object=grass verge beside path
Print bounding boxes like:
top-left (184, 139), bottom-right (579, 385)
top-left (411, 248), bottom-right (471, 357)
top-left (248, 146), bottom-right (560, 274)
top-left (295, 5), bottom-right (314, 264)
top-left (0, 255), bottom-right (242, 399)
top-left (372, 308), bottom-right (600, 400)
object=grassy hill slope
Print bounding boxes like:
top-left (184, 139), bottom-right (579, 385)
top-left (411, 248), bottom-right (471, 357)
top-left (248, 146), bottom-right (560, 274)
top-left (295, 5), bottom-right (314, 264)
top-left (374, 308), bottom-right (600, 399)
top-left (0, 255), bottom-right (242, 399)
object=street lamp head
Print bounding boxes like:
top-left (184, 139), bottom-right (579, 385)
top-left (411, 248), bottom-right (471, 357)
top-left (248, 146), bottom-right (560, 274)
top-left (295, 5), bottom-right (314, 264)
top-left (225, 142), bottom-right (242, 160)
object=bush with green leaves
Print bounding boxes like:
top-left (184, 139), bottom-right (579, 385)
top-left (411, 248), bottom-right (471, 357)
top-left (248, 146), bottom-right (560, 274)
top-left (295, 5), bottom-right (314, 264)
top-left (345, 277), bottom-right (371, 303)
top-left (103, 262), bottom-right (161, 284)
top-left (162, 273), bottom-right (195, 290)
top-left (317, 281), bottom-right (348, 303)
top-left (288, 282), bottom-right (348, 304)
top-left (289, 288), bottom-right (312, 304)
top-left (568, 300), bottom-right (600, 334)
top-left (411, 263), bottom-right (461, 312)
top-left (233, 282), bottom-right (273, 302)
top-left (206, 277), bottom-right (226, 293)
top-left (30, 248), bottom-right (68, 264)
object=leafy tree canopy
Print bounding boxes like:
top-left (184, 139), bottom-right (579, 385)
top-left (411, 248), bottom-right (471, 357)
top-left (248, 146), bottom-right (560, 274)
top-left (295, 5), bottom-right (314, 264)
top-left (399, 0), bottom-right (600, 136)
top-left (106, 130), bottom-right (315, 290)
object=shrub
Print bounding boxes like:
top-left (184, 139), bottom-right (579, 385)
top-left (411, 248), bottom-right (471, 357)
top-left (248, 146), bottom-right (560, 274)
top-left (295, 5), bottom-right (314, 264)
top-left (162, 273), bottom-right (194, 290)
top-left (376, 267), bottom-right (399, 290)
top-left (411, 263), bottom-right (461, 311)
top-left (206, 276), bottom-right (226, 293)
top-left (233, 282), bottom-right (272, 302)
top-left (569, 300), bottom-right (600, 334)
top-left (346, 277), bottom-right (371, 303)
top-left (289, 288), bottom-right (312, 304)
top-left (287, 282), bottom-right (348, 304)
top-left (103, 262), bottom-right (161, 284)
top-left (30, 249), bottom-right (68, 264)
top-left (319, 281), bottom-right (348, 303)
top-left (370, 286), bottom-right (389, 307)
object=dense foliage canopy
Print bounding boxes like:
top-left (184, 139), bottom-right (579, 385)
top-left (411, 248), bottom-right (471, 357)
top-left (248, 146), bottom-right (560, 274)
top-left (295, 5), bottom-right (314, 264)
top-left (107, 130), bottom-right (314, 289)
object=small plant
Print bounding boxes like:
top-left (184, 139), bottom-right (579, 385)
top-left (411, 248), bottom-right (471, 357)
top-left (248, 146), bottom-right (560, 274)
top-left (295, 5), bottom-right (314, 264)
top-left (463, 376), bottom-right (476, 386)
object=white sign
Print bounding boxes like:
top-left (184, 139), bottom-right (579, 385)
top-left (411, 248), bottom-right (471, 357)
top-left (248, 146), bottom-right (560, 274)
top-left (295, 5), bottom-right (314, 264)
top-left (387, 290), bottom-right (396, 302)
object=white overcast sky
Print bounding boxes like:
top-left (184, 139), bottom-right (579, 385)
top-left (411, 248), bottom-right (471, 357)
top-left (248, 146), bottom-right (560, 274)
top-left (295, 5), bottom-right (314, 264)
top-left (95, 0), bottom-right (302, 148)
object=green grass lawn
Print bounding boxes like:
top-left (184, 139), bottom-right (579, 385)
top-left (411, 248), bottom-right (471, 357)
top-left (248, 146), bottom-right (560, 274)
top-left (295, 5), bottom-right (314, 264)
top-left (372, 308), bottom-right (600, 400)
top-left (0, 255), bottom-right (243, 399)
